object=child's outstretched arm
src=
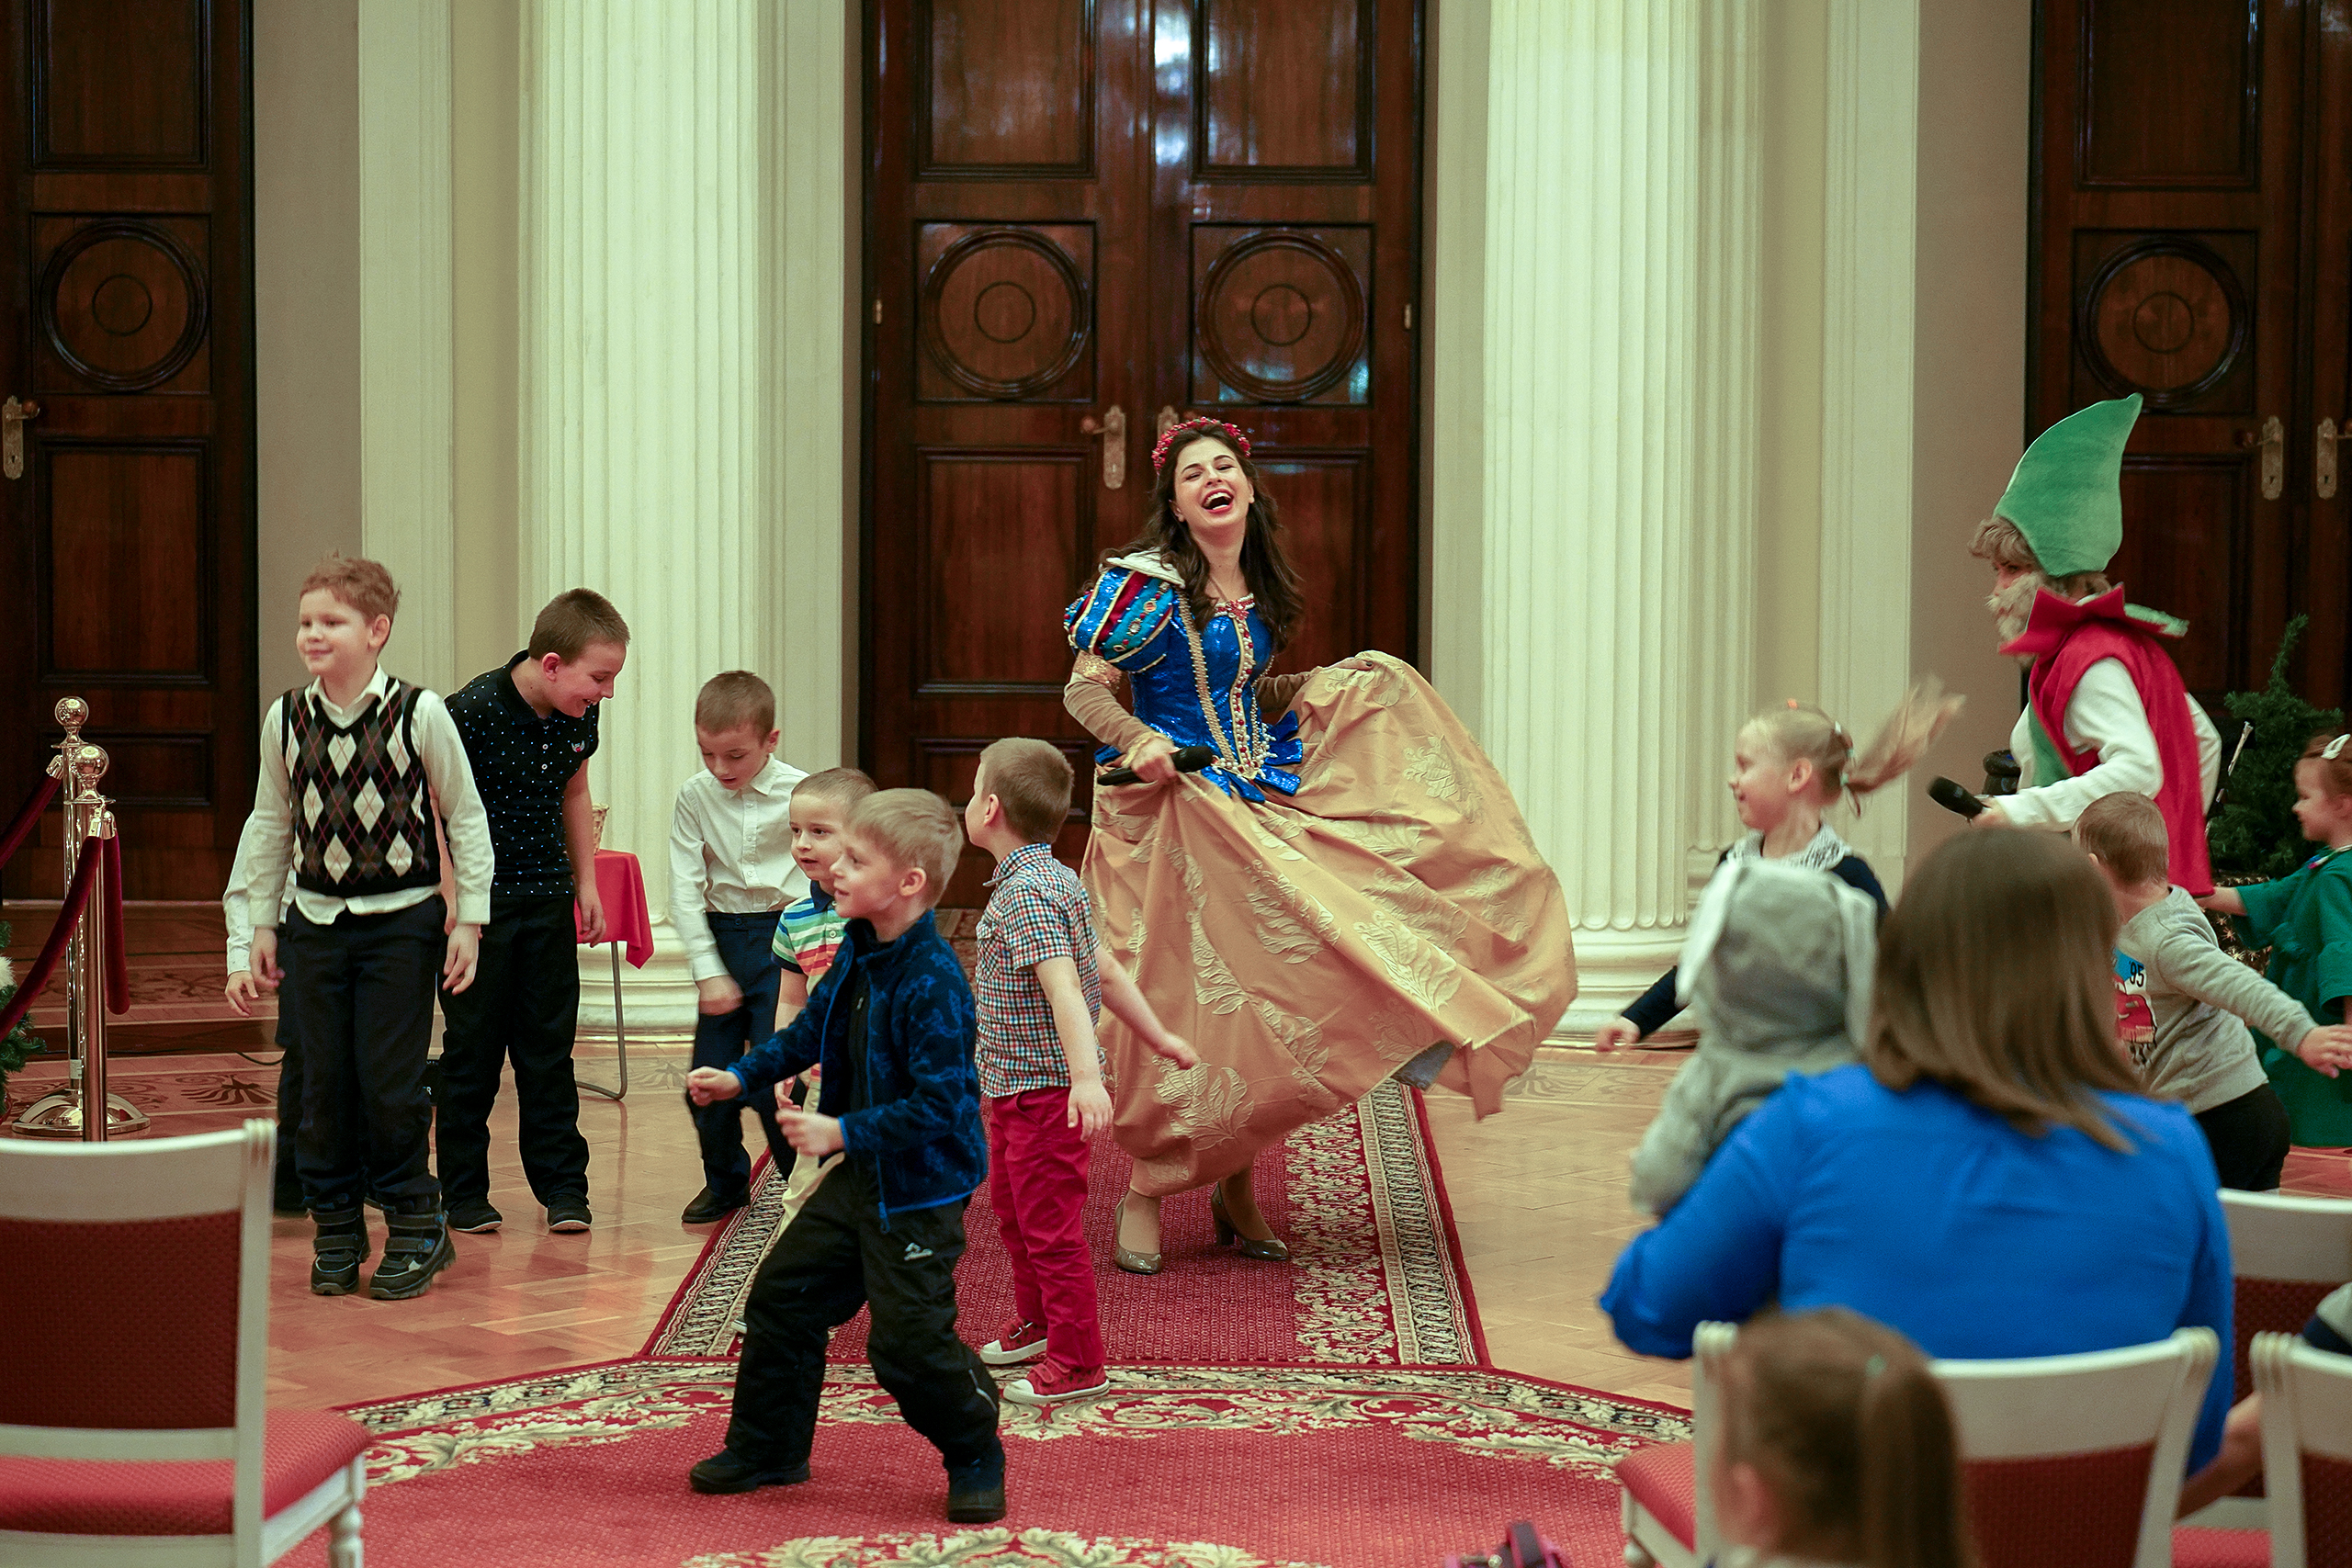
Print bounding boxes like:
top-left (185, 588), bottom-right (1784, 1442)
top-left (1035, 955), bottom-right (1114, 1136)
top-left (2197, 887), bottom-right (2248, 915)
top-left (2153, 928), bottom-right (2352, 1076)
top-left (1094, 942), bottom-right (1196, 1067)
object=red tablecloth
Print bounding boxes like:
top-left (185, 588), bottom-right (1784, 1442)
top-left (579, 850), bottom-right (653, 969)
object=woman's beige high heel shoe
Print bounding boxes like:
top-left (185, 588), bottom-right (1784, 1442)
top-left (1113, 1190), bottom-right (1162, 1275)
top-left (1209, 1181), bottom-right (1289, 1263)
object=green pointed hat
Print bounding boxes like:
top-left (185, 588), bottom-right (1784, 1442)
top-left (1994, 394), bottom-right (2142, 579)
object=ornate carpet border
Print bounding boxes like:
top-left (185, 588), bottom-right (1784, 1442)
top-left (340, 1355), bottom-right (1691, 1494)
top-left (641, 1081), bottom-right (1484, 1367)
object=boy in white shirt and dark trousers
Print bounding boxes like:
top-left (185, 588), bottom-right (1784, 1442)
top-left (670, 671), bottom-right (808, 1223)
top-left (241, 556), bottom-right (494, 1300)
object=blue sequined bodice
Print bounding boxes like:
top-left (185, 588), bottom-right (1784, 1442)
top-left (1065, 564), bottom-right (1303, 801)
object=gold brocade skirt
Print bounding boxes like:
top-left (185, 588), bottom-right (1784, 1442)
top-left (1084, 655), bottom-right (1577, 1196)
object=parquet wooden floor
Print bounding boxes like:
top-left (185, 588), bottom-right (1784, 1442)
top-left (10, 898), bottom-right (2349, 1419)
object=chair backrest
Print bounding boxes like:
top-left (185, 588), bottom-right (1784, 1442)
top-left (0, 1119), bottom-right (273, 1534)
top-left (1683, 1322), bottom-right (2215, 1568)
top-left (2256, 1331), bottom-right (2352, 1568)
top-left (2220, 1190), bottom-right (2352, 1401)
top-left (1934, 1328), bottom-right (2218, 1568)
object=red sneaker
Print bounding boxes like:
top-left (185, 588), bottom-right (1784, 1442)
top-left (978, 1317), bottom-right (1047, 1366)
top-left (1002, 1359), bottom-right (1110, 1406)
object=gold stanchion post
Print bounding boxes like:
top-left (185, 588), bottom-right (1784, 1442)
top-left (10, 701), bottom-right (146, 1138)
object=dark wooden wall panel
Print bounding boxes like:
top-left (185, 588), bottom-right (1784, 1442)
top-left (920, 0), bottom-right (1092, 174)
top-left (35, 0), bottom-right (206, 165)
top-left (2114, 459), bottom-right (2246, 696)
top-left (916, 221), bottom-right (1094, 401)
top-left (916, 451), bottom-right (1088, 690)
top-left (1252, 454), bottom-right (1364, 674)
top-left (42, 446), bottom-right (206, 677)
top-left (2079, 0), bottom-right (2256, 187)
top-left (1196, 0), bottom-right (1369, 176)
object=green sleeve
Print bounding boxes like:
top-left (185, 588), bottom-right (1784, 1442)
top-left (2233, 867), bottom-right (2304, 941)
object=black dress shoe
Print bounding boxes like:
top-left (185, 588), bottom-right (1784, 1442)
top-left (546, 1199), bottom-right (593, 1233)
top-left (688, 1449), bottom-right (809, 1495)
top-left (447, 1199), bottom-right (503, 1234)
top-left (945, 1441), bottom-right (1007, 1523)
top-left (681, 1185), bottom-right (750, 1224)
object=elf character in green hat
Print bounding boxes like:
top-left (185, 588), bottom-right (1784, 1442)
top-left (1967, 393), bottom-right (2222, 897)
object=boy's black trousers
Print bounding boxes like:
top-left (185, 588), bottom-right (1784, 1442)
top-left (690, 911), bottom-right (791, 1196)
top-left (435, 893), bottom-right (592, 1208)
top-left (725, 1162), bottom-right (1001, 1472)
top-left (277, 897), bottom-right (446, 1215)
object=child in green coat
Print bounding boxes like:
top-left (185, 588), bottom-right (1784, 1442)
top-left (2201, 733), bottom-right (2352, 1146)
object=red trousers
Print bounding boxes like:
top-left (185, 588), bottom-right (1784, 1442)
top-left (986, 1088), bottom-right (1102, 1372)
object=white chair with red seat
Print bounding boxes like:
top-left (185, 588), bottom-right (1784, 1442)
top-left (0, 1119), bottom-right (368, 1566)
top-left (1620, 1322), bottom-right (2217, 1568)
top-left (2254, 1329), bottom-right (2352, 1568)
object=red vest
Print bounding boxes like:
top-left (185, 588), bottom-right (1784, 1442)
top-left (2004, 588), bottom-right (2213, 897)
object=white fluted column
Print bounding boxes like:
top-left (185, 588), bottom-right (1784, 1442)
top-left (524, 0), bottom-right (770, 1028)
top-left (524, 1), bottom-right (852, 1033)
top-left (1818, 0), bottom-right (1921, 890)
top-left (357, 1), bottom-right (456, 695)
top-left (1481, 0), bottom-right (1761, 1035)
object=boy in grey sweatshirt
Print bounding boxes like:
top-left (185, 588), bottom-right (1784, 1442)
top-left (2076, 793), bottom-right (2352, 1189)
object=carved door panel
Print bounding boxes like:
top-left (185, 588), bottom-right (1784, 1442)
top-left (1147, 0), bottom-right (1419, 676)
top-left (865, 0), bottom-right (1424, 902)
top-left (0, 0), bottom-right (256, 900)
top-left (2030, 0), bottom-right (2345, 713)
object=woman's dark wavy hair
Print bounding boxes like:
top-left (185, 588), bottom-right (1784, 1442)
top-left (1107, 424), bottom-right (1306, 650)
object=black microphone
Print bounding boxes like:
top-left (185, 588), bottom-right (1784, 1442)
top-left (1098, 744), bottom-right (1216, 788)
top-left (1928, 776), bottom-right (1986, 819)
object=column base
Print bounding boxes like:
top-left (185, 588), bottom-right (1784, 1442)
top-left (1551, 924), bottom-right (1691, 1043)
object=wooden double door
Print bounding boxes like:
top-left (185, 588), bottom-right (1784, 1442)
top-left (862, 0), bottom-right (1423, 902)
top-left (0, 0), bottom-right (255, 900)
top-left (2032, 0), bottom-right (2352, 714)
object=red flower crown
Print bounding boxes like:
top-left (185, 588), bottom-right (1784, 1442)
top-left (1151, 416), bottom-right (1252, 474)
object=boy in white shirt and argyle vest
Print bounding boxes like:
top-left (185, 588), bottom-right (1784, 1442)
top-left (242, 556), bottom-right (494, 1300)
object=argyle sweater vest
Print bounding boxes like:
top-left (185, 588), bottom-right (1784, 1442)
top-left (281, 680), bottom-right (442, 898)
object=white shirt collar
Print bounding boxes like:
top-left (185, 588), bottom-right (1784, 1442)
top-left (1105, 549), bottom-right (1185, 586)
top-left (301, 665), bottom-right (392, 726)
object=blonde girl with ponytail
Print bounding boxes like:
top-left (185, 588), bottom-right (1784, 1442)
top-left (1596, 681), bottom-right (1963, 1051)
top-left (1713, 1307), bottom-right (1975, 1568)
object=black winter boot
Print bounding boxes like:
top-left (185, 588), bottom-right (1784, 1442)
top-left (310, 1208), bottom-right (369, 1295)
top-left (368, 1209), bottom-right (455, 1300)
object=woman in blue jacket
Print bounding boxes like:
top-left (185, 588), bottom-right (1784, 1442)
top-left (1600, 828), bottom-right (2233, 1472)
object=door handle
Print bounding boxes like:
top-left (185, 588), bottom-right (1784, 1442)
top-left (4, 396), bottom-right (40, 481)
top-left (2321, 419), bottom-right (2339, 501)
top-left (1156, 405), bottom-right (1180, 440)
top-left (1080, 404), bottom-right (1126, 490)
top-left (2260, 414), bottom-right (2284, 501)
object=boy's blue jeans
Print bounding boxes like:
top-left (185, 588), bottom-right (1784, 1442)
top-left (690, 912), bottom-right (791, 1197)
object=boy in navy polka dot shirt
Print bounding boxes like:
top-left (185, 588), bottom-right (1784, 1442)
top-left (436, 590), bottom-right (629, 1235)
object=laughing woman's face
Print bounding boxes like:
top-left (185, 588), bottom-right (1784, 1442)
top-left (1170, 436), bottom-right (1253, 538)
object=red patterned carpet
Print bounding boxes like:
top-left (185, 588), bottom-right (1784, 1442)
top-left (280, 1359), bottom-right (1683, 1568)
top-left (268, 1080), bottom-right (1685, 1566)
top-left (647, 1082), bottom-right (1485, 1368)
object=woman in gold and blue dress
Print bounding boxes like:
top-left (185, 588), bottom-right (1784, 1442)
top-left (1064, 416), bottom-right (1576, 1275)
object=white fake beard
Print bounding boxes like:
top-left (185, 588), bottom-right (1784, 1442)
top-left (1986, 573), bottom-right (2043, 649)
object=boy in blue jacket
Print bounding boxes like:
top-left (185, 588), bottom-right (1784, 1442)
top-left (683, 788), bottom-right (1003, 1522)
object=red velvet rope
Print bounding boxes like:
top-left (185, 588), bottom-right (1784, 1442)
top-left (0, 836), bottom-right (102, 1042)
top-left (100, 832), bottom-right (127, 1013)
top-left (0, 769), bottom-right (60, 874)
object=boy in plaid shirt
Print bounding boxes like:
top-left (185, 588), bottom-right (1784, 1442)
top-left (960, 739), bottom-right (1195, 1405)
